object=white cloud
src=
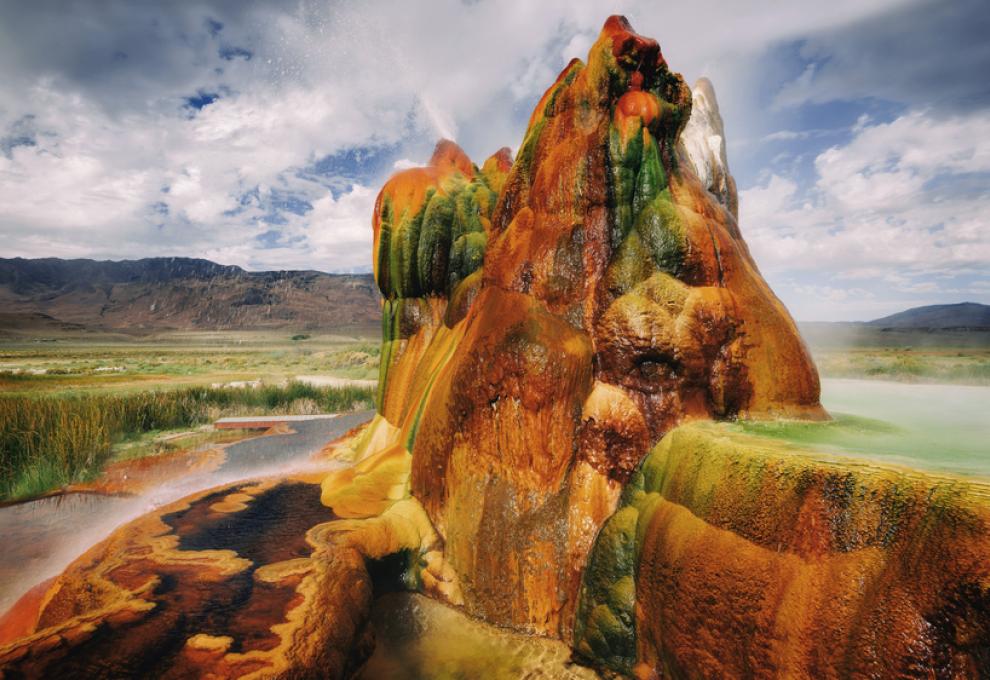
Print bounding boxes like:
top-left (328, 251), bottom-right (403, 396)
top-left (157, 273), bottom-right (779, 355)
top-left (0, 0), bottom-right (965, 276)
top-left (560, 32), bottom-right (594, 64)
top-left (740, 109), bottom-right (990, 318)
top-left (793, 284), bottom-right (875, 303)
top-left (772, 0), bottom-right (989, 112)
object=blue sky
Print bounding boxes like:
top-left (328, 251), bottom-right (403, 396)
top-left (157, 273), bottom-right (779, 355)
top-left (0, 0), bottom-right (987, 320)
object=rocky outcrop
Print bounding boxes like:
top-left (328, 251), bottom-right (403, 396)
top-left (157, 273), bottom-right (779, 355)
top-left (360, 14), bottom-right (824, 640)
top-left (351, 17), bottom-right (990, 679)
top-left (678, 78), bottom-right (738, 218)
top-left (371, 139), bottom-right (509, 424)
top-left (575, 423), bottom-right (990, 677)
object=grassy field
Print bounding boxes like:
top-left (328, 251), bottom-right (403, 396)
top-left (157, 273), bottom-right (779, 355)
top-left (0, 330), bottom-right (380, 501)
top-left (0, 382), bottom-right (375, 501)
top-left (0, 330), bottom-right (380, 394)
top-left (811, 347), bottom-right (990, 384)
top-left (799, 324), bottom-right (990, 385)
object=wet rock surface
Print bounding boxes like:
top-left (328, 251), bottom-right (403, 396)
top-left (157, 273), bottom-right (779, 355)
top-left (0, 413), bottom-right (384, 679)
top-left (0, 414), bottom-right (372, 616)
top-left (364, 14), bottom-right (824, 640)
top-left (360, 592), bottom-right (599, 679)
top-left (0, 476), bottom-right (381, 679)
top-left (575, 423), bottom-right (990, 677)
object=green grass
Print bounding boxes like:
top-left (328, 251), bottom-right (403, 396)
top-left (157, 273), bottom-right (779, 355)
top-left (0, 331), bottom-right (380, 500)
top-left (0, 331), bottom-right (380, 394)
top-left (111, 428), bottom-right (253, 462)
top-left (798, 325), bottom-right (990, 386)
top-left (0, 382), bottom-right (374, 501)
top-left (812, 347), bottom-right (990, 385)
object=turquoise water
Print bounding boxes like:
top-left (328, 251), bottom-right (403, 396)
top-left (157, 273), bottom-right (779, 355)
top-left (738, 379), bottom-right (990, 479)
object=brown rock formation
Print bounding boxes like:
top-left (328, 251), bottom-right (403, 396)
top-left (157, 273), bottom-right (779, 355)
top-left (365, 14), bottom-right (824, 639)
top-left (575, 423), bottom-right (990, 677)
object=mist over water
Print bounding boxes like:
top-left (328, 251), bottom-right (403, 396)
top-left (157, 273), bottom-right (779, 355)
top-left (819, 378), bottom-right (990, 477)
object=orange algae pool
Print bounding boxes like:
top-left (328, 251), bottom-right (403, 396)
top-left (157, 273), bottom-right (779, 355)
top-left (0, 413), bottom-right (372, 615)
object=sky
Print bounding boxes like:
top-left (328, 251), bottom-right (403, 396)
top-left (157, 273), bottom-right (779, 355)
top-left (0, 0), bottom-right (987, 321)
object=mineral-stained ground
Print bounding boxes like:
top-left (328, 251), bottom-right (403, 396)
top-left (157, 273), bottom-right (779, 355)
top-left (2, 15), bottom-right (988, 680)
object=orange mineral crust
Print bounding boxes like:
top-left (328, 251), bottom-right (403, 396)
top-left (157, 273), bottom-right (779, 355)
top-left (575, 423), bottom-right (990, 677)
top-left (2, 423), bottom-right (446, 680)
top-left (0, 477), bottom-right (377, 679)
top-left (0, 578), bottom-right (55, 647)
top-left (364, 14), bottom-right (825, 639)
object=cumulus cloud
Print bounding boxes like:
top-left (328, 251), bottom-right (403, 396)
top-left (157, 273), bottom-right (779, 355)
top-left (740, 109), bottom-right (990, 318)
top-left (0, 0), bottom-right (986, 322)
top-left (774, 0), bottom-right (990, 112)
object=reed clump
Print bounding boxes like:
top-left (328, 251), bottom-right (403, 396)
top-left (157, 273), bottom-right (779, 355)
top-left (0, 382), bottom-right (374, 500)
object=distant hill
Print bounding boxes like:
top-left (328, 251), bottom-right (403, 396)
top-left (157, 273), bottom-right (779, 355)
top-left (867, 302), bottom-right (990, 330)
top-left (799, 302), bottom-right (990, 349)
top-left (0, 257), bottom-right (381, 334)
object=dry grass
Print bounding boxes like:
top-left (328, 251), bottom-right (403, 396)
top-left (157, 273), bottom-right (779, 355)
top-left (0, 331), bottom-right (380, 394)
top-left (812, 347), bottom-right (990, 385)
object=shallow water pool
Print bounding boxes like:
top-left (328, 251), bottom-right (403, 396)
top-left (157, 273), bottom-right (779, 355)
top-left (736, 378), bottom-right (990, 478)
top-left (360, 593), bottom-right (599, 679)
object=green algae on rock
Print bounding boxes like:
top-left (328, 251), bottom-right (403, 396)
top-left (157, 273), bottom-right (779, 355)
top-left (374, 141), bottom-right (498, 302)
top-left (575, 422), bottom-right (990, 677)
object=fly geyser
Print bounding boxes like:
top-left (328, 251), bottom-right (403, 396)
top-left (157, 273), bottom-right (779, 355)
top-left (342, 14), bottom-right (989, 678)
top-left (366, 13), bottom-right (825, 636)
top-left (3, 15), bottom-right (990, 680)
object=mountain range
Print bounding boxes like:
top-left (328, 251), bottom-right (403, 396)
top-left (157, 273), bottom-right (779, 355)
top-left (0, 257), bottom-right (986, 337)
top-left (866, 302), bottom-right (990, 330)
top-left (0, 257), bottom-right (380, 334)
